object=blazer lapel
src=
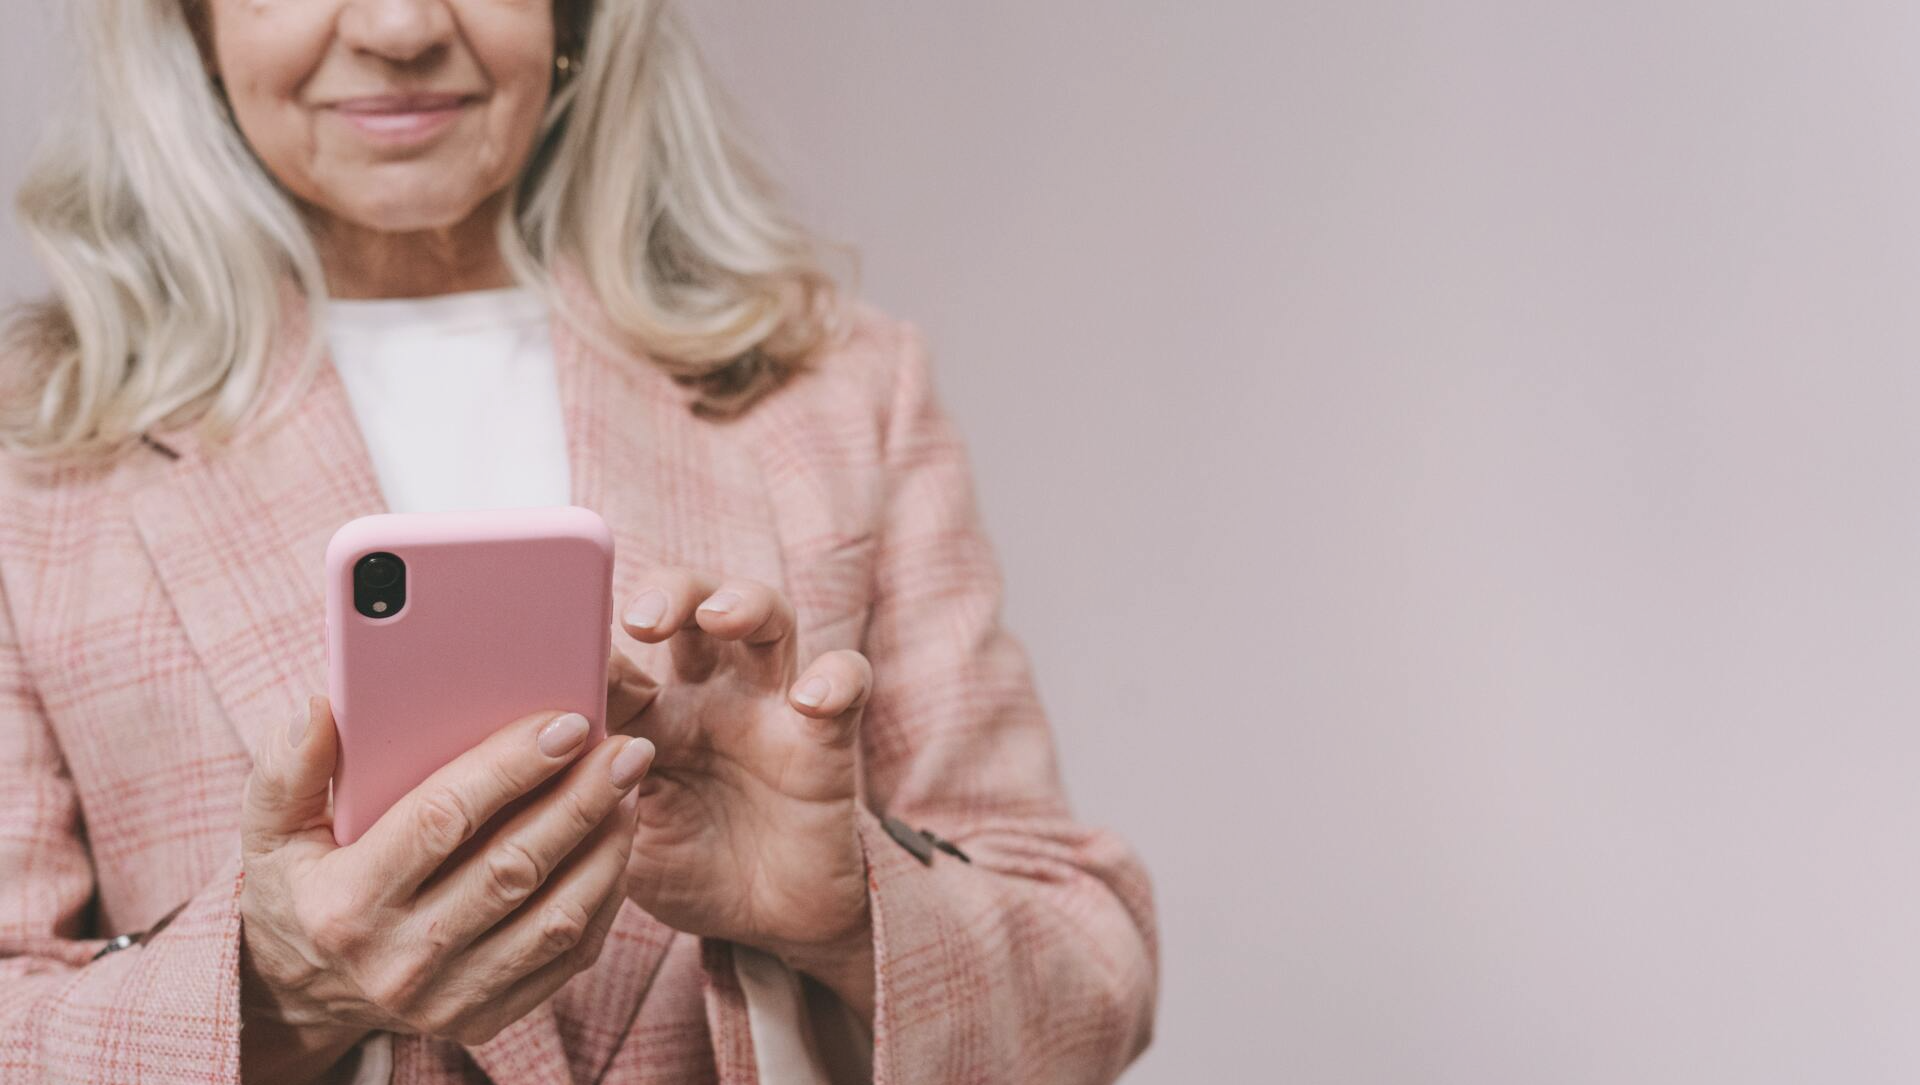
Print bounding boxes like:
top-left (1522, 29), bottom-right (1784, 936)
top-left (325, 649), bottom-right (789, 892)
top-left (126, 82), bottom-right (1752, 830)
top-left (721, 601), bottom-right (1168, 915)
top-left (129, 297), bottom-right (385, 761)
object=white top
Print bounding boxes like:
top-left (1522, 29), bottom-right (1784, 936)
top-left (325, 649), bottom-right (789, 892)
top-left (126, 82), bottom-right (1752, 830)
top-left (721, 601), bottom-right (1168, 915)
top-left (326, 286), bottom-right (571, 514)
top-left (323, 286), bottom-right (865, 1085)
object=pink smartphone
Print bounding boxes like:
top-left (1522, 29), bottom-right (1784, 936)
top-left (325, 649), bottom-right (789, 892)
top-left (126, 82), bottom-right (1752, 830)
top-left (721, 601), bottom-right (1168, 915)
top-left (324, 505), bottom-right (615, 845)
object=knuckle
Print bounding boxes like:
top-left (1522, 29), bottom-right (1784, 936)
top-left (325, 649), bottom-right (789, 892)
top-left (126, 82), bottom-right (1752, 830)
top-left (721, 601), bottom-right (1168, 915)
top-left (557, 784), bottom-right (602, 837)
top-left (537, 899), bottom-right (592, 957)
top-left (483, 754), bottom-right (529, 798)
top-left (411, 788), bottom-right (476, 853)
top-left (309, 917), bottom-right (356, 959)
top-left (482, 841), bottom-right (545, 908)
top-left (299, 897), bottom-right (364, 958)
top-left (368, 955), bottom-right (433, 1012)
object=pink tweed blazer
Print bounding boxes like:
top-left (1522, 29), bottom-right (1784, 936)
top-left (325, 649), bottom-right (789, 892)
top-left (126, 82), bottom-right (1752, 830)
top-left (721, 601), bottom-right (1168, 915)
top-left (0, 277), bottom-right (1157, 1085)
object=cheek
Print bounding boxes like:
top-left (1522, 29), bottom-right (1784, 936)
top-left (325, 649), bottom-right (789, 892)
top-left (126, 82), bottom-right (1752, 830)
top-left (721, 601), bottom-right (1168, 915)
top-left (470, 30), bottom-right (557, 165)
top-left (209, 9), bottom-right (331, 191)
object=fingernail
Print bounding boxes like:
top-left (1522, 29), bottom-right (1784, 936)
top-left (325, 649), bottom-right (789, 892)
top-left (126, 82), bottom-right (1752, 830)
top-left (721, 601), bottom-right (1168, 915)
top-left (625, 589), bottom-right (668, 629)
top-left (288, 700), bottom-right (312, 747)
top-left (795, 676), bottom-right (830, 708)
top-left (698, 591), bottom-right (740, 615)
top-left (538, 713), bottom-right (590, 758)
top-left (610, 737), bottom-right (655, 789)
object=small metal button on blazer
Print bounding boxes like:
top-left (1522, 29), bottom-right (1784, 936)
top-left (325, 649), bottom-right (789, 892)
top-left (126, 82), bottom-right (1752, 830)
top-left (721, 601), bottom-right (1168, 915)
top-left (90, 933), bottom-right (138, 961)
top-left (90, 898), bottom-right (190, 961)
top-left (881, 814), bottom-right (971, 866)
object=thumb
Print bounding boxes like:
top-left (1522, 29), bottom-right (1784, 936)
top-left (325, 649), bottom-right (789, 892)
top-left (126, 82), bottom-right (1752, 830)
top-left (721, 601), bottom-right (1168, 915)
top-left (242, 696), bottom-right (339, 853)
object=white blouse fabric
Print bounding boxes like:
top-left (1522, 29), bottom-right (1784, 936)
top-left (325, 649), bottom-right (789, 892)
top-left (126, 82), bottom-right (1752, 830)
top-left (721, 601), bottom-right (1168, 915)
top-left (325, 286), bottom-right (571, 516)
top-left (322, 286), bottom-right (866, 1084)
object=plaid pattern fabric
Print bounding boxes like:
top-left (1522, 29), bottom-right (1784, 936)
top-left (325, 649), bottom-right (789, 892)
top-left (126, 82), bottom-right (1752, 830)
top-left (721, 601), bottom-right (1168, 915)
top-left (0, 272), bottom-right (1157, 1084)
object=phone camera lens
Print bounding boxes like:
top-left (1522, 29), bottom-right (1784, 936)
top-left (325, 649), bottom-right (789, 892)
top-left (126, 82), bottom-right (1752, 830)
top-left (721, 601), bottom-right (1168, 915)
top-left (353, 552), bottom-right (407, 619)
top-left (360, 554), bottom-right (400, 589)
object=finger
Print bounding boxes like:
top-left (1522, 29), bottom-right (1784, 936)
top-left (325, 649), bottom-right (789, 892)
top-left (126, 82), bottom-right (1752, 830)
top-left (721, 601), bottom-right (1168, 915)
top-left (619, 567), bottom-right (725, 682)
top-left (618, 567), bottom-right (723, 643)
top-left (347, 709), bottom-right (598, 899)
top-left (787, 649), bottom-right (875, 749)
top-left (691, 578), bottom-right (797, 648)
top-left (691, 578), bottom-right (799, 689)
top-left (415, 734), bottom-right (652, 947)
top-left (242, 696), bottom-right (341, 853)
top-left (439, 872), bottom-right (628, 1047)
top-left (605, 644), bottom-right (659, 736)
top-left (445, 804), bottom-right (634, 1016)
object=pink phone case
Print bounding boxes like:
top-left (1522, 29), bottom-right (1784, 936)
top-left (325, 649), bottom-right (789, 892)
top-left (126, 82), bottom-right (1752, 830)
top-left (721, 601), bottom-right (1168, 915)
top-left (325, 506), bottom-right (614, 845)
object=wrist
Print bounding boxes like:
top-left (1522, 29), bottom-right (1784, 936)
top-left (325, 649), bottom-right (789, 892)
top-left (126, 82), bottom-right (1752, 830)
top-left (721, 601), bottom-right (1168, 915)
top-left (240, 927), bottom-right (368, 1084)
top-left (772, 912), bottom-right (877, 1024)
top-left (238, 1003), bottom-right (367, 1085)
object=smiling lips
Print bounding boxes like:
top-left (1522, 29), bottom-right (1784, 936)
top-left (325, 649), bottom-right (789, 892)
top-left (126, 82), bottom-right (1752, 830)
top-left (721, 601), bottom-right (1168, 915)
top-left (329, 93), bottom-right (476, 145)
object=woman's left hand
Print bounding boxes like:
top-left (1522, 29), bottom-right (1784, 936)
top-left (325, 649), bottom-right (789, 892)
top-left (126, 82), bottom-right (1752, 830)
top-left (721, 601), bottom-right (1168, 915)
top-left (607, 569), bottom-right (876, 1018)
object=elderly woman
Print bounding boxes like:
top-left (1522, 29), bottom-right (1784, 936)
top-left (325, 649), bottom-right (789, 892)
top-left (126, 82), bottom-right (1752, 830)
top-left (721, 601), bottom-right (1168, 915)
top-left (0, 1), bottom-right (1156, 1083)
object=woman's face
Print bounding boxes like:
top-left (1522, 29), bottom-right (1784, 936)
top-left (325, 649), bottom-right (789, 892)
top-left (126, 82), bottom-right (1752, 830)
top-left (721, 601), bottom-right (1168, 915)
top-left (202, 0), bottom-right (555, 234)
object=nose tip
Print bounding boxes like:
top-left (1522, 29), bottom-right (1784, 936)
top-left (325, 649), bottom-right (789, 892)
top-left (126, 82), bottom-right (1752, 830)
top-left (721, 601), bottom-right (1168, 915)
top-left (338, 0), bottom-right (456, 63)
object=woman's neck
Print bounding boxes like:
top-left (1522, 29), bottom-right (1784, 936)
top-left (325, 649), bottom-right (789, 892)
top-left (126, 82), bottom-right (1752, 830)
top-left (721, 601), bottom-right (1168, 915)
top-left (311, 195), bottom-right (515, 300)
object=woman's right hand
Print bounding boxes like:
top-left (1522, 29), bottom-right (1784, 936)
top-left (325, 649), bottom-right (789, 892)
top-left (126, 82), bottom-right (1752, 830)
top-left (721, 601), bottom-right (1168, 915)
top-left (236, 696), bottom-right (655, 1082)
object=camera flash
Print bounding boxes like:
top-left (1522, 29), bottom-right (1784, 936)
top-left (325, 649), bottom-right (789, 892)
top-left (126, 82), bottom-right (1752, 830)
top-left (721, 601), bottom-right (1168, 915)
top-left (373, 601), bottom-right (388, 613)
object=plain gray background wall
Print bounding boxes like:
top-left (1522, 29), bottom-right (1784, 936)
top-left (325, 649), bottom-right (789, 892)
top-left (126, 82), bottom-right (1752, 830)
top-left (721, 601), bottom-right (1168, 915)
top-left (7, 2), bottom-right (1920, 1081)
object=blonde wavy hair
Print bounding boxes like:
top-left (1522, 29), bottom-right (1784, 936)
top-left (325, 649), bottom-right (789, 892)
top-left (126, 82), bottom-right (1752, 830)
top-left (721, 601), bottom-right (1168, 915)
top-left (2, 0), bottom-right (838, 462)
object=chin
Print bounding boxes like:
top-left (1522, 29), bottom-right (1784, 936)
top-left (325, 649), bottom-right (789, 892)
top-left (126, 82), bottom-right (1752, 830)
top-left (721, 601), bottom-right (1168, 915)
top-left (323, 173), bottom-right (499, 236)
top-left (340, 200), bottom-right (484, 235)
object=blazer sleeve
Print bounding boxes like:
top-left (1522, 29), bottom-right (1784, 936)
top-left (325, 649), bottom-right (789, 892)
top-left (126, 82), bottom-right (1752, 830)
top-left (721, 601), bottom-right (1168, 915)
top-left (849, 323), bottom-right (1159, 1083)
top-left (0, 571), bottom-right (248, 1085)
